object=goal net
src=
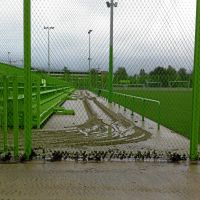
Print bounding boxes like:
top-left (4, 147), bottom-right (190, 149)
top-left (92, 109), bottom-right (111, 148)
top-left (168, 81), bottom-right (190, 88)
top-left (113, 84), bottom-right (145, 89)
top-left (146, 81), bottom-right (162, 88)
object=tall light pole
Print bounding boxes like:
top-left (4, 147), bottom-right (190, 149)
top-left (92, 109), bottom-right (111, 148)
top-left (88, 29), bottom-right (92, 88)
top-left (106, 0), bottom-right (118, 103)
top-left (24, 0), bottom-right (32, 159)
top-left (44, 26), bottom-right (54, 74)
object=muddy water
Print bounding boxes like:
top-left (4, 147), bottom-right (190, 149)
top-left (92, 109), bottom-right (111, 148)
top-left (0, 161), bottom-right (200, 200)
top-left (43, 99), bottom-right (88, 130)
top-left (0, 90), bottom-right (193, 153)
top-left (34, 90), bottom-right (150, 149)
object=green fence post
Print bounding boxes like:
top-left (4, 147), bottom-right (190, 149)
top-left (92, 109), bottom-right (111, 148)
top-left (13, 77), bottom-right (19, 159)
top-left (190, 0), bottom-right (200, 161)
top-left (113, 93), bottom-right (115, 105)
top-left (142, 99), bottom-right (145, 122)
top-left (36, 79), bottom-right (41, 129)
top-left (124, 95), bottom-right (126, 111)
top-left (3, 76), bottom-right (8, 152)
top-left (24, 0), bottom-right (32, 159)
top-left (157, 102), bottom-right (160, 130)
top-left (131, 97), bottom-right (134, 116)
top-left (118, 94), bottom-right (120, 108)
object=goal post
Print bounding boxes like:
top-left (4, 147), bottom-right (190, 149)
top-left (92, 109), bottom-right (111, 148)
top-left (168, 81), bottom-right (190, 88)
top-left (146, 81), bottom-right (162, 88)
top-left (113, 83), bottom-right (145, 89)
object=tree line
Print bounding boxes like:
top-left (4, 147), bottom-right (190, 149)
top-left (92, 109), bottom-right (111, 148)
top-left (62, 65), bottom-right (192, 88)
top-left (114, 65), bottom-right (192, 87)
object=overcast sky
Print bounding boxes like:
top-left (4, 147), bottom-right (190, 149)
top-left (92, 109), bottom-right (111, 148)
top-left (0, 0), bottom-right (196, 74)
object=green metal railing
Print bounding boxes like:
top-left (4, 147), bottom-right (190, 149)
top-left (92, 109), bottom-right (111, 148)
top-left (0, 77), bottom-right (71, 127)
top-left (0, 74), bottom-right (74, 158)
top-left (92, 88), bottom-right (161, 130)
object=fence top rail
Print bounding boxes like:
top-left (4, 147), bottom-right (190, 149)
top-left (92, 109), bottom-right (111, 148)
top-left (98, 89), bottom-right (160, 105)
top-left (5, 86), bottom-right (71, 100)
top-left (0, 75), bottom-right (40, 82)
top-left (124, 94), bottom-right (160, 104)
top-left (0, 85), bottom-right (71, 91)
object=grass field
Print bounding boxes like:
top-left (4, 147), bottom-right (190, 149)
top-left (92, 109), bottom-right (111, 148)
top-left (115, 88), bottom-right (192, 139)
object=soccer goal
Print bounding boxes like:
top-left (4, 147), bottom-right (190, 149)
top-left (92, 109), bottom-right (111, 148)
top-left (146, 81), bottom-right (162, 88)
top-left (113, 84), bottom-right (145, 89)
top-left (168, 81), bottom-right (190, 88)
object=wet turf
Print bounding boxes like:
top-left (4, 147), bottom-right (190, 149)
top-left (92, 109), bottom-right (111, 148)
top-left (115, 88), bottom-right (192, 139)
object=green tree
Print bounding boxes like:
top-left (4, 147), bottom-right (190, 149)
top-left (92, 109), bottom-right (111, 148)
top-left (138, 68), bottom-right (147, 84)
top-left (113, 67), bottom-right (128, 83)
top-left (178, 68), bottom-right (188, 81)
top-left (63, 66), bottom-right (71, 82)
top-left (139, 69), bottom-right (146, 76)
top-left (149, 66), bottom-right (168, 86)
top-left (166, 65), bottom-right (177, 81)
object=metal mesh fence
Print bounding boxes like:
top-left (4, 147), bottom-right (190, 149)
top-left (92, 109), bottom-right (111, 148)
top-left (0, 0), bottom-right (199, 161)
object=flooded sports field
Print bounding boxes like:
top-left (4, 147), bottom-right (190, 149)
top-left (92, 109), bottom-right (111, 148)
top-left (3, 90), bottom-right (191, 156)
top-left (1, 90), bottom-right (200, 200)
top-left (0, 90), bottom-right (194, 158)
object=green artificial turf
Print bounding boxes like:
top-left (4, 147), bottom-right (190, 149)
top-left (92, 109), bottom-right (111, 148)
top-left (115, 88), bottom-right (192, 139)
top-left (0, 62), bottom-right (66, 85)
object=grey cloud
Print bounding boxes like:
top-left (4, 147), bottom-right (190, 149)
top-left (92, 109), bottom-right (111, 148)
top-left (0, 0), bottom-right (196, 74)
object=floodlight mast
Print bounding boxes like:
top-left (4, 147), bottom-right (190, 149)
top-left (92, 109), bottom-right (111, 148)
top-left (88, 30), bottom-right (92, 66)
top-left (44, 26), bottom-right (55, 74)
top-left (88, 29), bottom-right (93, 88)
top-left (107, 0), bottom-right (118, 103)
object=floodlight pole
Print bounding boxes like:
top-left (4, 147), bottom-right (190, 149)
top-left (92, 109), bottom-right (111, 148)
top-left (44, 26), bottom-right (54, 74)
top-left (190, 0), bottom-right (200, 161)
top-left (107, 0), bottom-right (117, 103)
top-left (88, 30), bottom-right (92, 88)
top-left (24, 0), bottom-right (32, 159)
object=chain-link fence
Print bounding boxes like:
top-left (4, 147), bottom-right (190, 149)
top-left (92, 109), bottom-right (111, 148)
top-left (0, 0), bottom-right (199, 161)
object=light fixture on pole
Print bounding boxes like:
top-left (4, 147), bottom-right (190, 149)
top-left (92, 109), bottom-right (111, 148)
top-left (106, 0), bottom-right (118, 103)
top-left (44, 26), bottom-right (55, 74)
top-left (88, 29), bottom-right (93, 88)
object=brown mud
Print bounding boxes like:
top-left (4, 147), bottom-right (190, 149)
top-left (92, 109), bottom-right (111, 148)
top-left (32, 90), bottom-right (151, 149)
top-left (0, 90), bottom-right (192, 155)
